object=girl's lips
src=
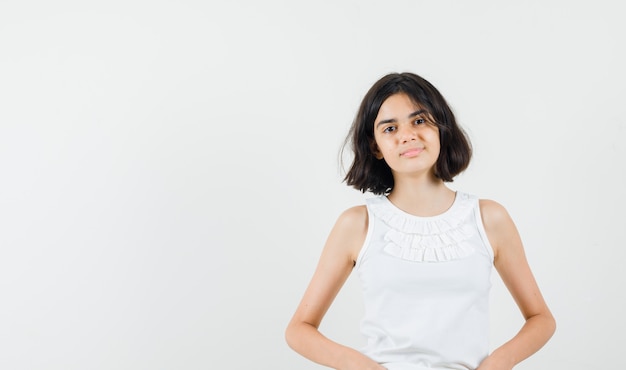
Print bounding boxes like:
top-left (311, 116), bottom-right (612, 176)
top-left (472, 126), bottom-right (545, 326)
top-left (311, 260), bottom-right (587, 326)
top-left (400, 148), bottom-right (424, 157)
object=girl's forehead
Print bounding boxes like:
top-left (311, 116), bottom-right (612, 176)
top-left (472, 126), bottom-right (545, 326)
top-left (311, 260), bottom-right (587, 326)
top-left (382, 93), bottom-right (426, 109)
top-left (377, 93), bottom-right (428, 116)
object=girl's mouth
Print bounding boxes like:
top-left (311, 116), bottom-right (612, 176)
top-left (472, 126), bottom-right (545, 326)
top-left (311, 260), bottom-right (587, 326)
top-left (400, 148), bottom-right (424, 157)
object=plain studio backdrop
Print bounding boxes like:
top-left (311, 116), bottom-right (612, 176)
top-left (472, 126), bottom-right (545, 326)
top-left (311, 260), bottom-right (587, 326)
top-left (1, 1), bottom-right (624, 369)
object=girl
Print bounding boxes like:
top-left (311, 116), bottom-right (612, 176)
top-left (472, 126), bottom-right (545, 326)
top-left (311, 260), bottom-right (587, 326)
top-left (285, 72), bottom-right (555, 370)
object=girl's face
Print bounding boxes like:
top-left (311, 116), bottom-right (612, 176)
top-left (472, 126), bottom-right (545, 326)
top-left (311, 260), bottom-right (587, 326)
top-left (372, 93), bottom-right (440, 178)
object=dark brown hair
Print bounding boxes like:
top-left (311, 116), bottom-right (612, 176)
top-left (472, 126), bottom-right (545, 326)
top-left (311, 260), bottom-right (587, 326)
top-left (343, 72), bottom-right (472, 195)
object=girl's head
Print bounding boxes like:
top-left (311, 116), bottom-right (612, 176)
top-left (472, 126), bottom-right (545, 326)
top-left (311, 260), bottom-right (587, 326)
top-left (343, 72), bottom-right (472, 195)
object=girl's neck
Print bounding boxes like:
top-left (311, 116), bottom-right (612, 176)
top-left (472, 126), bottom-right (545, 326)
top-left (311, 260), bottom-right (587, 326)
top-left (386, 174), bottom-right (456, 217)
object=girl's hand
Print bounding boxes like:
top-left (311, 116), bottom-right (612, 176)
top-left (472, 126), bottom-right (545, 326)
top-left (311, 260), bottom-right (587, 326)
top-left (338, 350), bottom-right (387, 370)
top-left (475, 353), bottom-right (513, 370)
top-left (343, 363), bottom-right (385, 370)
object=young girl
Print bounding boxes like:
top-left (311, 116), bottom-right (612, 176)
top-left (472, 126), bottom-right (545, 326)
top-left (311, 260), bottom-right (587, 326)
top-left (285, 72), bottom-right (556, 370)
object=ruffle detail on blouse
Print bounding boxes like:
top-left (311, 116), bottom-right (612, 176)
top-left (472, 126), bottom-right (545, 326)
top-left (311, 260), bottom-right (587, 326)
top-left (368, 192), bottom-right (477, 262)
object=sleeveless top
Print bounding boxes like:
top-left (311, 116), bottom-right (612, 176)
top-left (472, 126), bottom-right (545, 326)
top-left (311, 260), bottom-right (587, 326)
top-left (355, 192), bottom-right (494, 370)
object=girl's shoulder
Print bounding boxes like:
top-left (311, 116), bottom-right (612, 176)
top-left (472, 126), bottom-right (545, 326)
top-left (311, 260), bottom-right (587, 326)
top-left (335, 204), bottom-right (368, 230)
top-left (478, 198), bottom-right (519, 260)
top-left (478, 198), bottom-right (510, 226)
top-left (331, 205), bottom-right (369, 262)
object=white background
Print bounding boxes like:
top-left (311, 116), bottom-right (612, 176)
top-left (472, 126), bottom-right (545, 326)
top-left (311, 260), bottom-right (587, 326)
top-left (1, 1), bottom-right (624, 369)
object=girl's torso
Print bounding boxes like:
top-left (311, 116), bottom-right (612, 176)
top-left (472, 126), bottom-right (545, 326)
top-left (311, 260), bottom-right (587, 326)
top-left (355, 192), bottom-right (494, 370)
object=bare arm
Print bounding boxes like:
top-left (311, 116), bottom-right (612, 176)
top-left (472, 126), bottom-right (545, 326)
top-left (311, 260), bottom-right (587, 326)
top-left (477, 200), bottom-right (556, 370)
top-left (285, 206), bottom-right (385, 370)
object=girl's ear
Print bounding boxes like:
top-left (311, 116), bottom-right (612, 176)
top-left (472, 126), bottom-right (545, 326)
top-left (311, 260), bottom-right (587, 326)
top-left (370, 142), bottom-right (384, 160)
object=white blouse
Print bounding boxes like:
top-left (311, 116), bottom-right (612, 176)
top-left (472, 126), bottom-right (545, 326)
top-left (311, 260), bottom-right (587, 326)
top-left (356, 192), bottom-right (495, 370)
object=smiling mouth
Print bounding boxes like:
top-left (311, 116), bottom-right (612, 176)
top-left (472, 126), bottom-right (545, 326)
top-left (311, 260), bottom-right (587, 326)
top-left (400, 148), bottom-right (424, 157)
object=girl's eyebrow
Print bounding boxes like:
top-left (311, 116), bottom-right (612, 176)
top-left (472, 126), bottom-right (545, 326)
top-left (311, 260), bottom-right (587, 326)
top-left (408, 109), bottom-right (426, 118)
top-left (376, 109), bottom-right (426, 127)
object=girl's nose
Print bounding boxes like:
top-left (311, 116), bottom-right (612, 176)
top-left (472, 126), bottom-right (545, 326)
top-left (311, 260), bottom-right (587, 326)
top-left (399, 125), bottom-right (417, 142)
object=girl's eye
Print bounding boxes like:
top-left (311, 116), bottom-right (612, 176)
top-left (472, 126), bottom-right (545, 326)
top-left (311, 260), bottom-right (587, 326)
top-left (383, 126), bottom-right (396, 133)
top-left (414, 118), bottom-right (425, 125)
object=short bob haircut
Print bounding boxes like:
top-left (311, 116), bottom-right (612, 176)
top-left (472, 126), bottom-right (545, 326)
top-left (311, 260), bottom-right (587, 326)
top-left (343, 72), bottom-right (472, 195)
